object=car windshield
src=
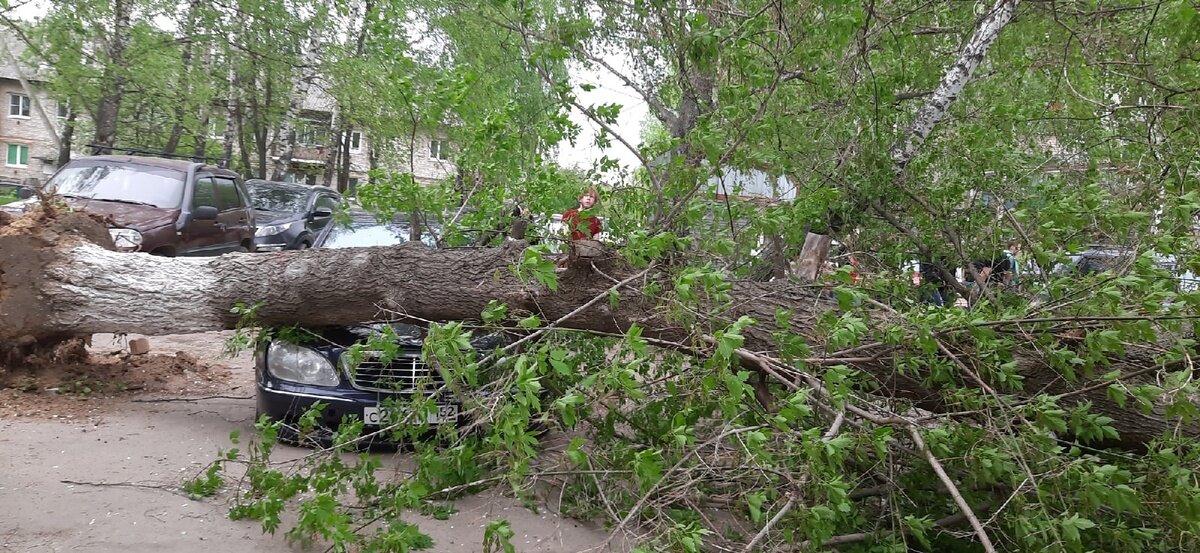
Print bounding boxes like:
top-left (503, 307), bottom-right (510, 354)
top-left (46, 161), bottom-right (186, 208)
top-left (247, 182), bottom-right (309, 212)
top-left (321, 221), bottom-right (438, 249)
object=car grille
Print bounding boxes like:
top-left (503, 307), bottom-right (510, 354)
top-left (343, 352), bottom-right (443, 393)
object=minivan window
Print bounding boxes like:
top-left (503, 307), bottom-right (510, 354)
top-left (46, 161), bottom-right (186, 209)
top-left (214, 177), bottom-right (243, 211)
top-left (315, 194), bottom-right (339, 211)
top-left (192, 177), bottom-right (217, 209)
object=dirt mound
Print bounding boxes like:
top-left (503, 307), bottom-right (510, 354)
top-left (0, 347), bottom-right (233, 420)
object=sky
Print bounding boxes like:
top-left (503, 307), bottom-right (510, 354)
top-left (554, 59), bottom-right (650, 173)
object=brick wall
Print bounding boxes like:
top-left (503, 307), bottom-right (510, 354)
top-left (0, 79), bottom-right (62, 184)
top-left (382, 134), bottom-right (455, 185)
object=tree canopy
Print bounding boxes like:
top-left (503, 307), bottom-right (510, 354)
top-left (4, 0), bottom-right (1200, 551)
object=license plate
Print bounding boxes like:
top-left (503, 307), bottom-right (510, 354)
top-left (363, 404), bottom-right (458, 425)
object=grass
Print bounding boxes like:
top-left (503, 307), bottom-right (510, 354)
top-left (0, 193), bottom-right (17, 205)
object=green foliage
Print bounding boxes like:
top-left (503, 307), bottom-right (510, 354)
top-left (482, 520), bottom-right (516, 553)
top-left (171, 0), bottom-right (1200, 551)
top-left (182, 461), bottom-right (225, 499)
top-left (511, 245), bottom-right (560, 291)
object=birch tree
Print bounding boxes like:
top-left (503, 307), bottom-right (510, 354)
top-left (272, 30), bottom-right (326, 180)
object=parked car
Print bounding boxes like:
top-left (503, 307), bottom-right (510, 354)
top-left (1052, 245), bottom-right (1199, 292)
top-left (255, 211), bottom-right (497, 446)
top-left (245, 179), bottom-right (340, 251)
top-left (0, 155), bottom-right (256, 256)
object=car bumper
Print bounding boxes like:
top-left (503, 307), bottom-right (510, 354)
top-left (255, 377), bottom-right (460, 435)
top-left (253, 234), bottom-right (291, 252)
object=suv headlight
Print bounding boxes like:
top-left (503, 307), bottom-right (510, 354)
top-left (256, 223), bottom-right (288, 237)
top-left (266, 342), bottom-right (339, 386)
top-left (108, 228), bottom-right (143, 251)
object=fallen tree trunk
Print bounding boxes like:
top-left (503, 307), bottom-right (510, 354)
top-left (0, 211), bottom-right (1190, 447)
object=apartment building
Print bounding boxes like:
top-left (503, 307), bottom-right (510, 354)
top-left (0, 33), bottom-right (65, 185)
top-left (281, 81), bottom-right (456, 191)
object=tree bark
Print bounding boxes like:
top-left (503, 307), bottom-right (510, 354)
top-left (0, 213), bottom-right (1188, 448)
top-left (163, 0), bottom-right (200, 155)
top-left (272, 35), bottom-right (323, 181)
top-left (793, 232), bottom-right (833, 281)
top-left (890, 0), bottom-right (1019, 173)
top-left (92, 0), bottom-right (131, 150)
top-left (251, 70), bottom-right (269, 178)
top-left (56, 112), bottom-right (76, 166)
top-left (236, 97), bottom-right (252, 175)
top-left (222, 62), bottom-right (238, 168)
top-left (338, 127), bottom-right (352, 192)
top-left (323, 123), bottom-right (341, 187)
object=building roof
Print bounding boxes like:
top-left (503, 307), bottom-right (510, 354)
top-left (0, 31), bottom-right (49, 83)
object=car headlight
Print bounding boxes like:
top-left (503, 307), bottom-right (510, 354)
top-left (108, 228), bottom-right (143, 251)
top-left (255, 224), bottom-right (288, 237)
top-left (266, 342), bottom-right (339, 386)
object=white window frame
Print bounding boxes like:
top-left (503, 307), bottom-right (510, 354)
top-left (429, 139), bottom-right (450, 161)
top-left (56, 101), bottom-right (69, 119)
top-left (349, 131), bottom-right (362, 153)
top-left (9, 94), bottom-right (29, 118)
top-left (6, 144), bottom-right (29, 167)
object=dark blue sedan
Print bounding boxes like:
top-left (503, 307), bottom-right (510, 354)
top-left (254, 213), bottom-right (500, 446)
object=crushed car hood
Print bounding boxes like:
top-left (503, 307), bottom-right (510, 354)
top-left (312, 322), bottom-right (508, 350)
top-left (8, 197), bottom-right (178, 230)
top-left (69, 199), bottom-right (179, 230)
top-left (255, 209), bottom-right (302, 226)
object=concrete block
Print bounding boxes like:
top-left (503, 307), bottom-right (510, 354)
top-left (128, 337), bottom-right (151, 355)
top-left (573, 239), bottom-right (603, 258)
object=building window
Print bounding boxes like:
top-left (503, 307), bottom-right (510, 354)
top-left (9, 94), bottom-right (29, 118)
top-left (296, 119), bottom-right (328, 146)
top-left (56, 102), bottom-right (69, 119)
top-left (349, 131), bottom-right (362, 152)
top-left (7, 144), bottom-right (29, 166)
top-left (429, 139), bottom-right (450, 161)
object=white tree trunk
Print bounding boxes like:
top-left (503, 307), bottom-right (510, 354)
top-left (223, 61), bottom-right (238, 167)
top-left (890, 0), bottom-right (1020, 172)
top-left (272, 33), bottom-right (323, 181)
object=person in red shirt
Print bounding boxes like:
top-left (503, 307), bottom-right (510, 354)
top-left (562, 187), bottom-right (602, 240)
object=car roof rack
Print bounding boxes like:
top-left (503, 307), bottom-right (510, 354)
top-left (86, 144), bottom-right (227, 168)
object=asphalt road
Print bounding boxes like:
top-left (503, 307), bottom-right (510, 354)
top-left (0, 331), bottom-right (612, 553)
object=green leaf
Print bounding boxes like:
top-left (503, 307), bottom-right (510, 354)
top-left (746, 492), bottom-right (766, 524)
top-left (482, 300), bottom-right (509, 324)
top-left (566, 438), bottom-right (587, 466)
top-left (518, 315), bottom-right (542, 329)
